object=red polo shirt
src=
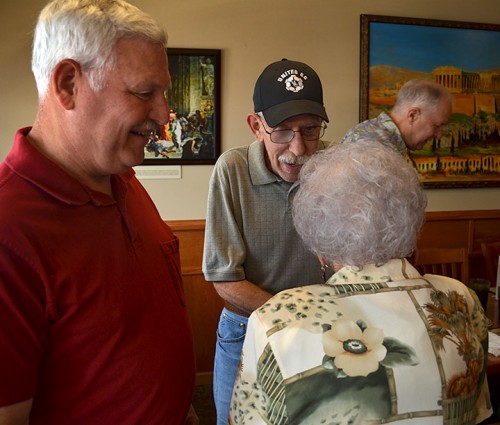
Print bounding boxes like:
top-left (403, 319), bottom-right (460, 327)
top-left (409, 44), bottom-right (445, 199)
top-left (0, 128), bottom-right (195, 424)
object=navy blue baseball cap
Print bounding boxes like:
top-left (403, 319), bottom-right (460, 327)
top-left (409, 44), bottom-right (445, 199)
top-left (253, 58), bottom-right (329, 127)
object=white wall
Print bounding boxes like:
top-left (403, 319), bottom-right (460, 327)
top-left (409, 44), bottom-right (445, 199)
top-left (1, 0), bottom-right (500, 219)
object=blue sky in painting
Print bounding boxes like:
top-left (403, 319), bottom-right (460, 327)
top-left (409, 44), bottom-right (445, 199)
top-left (370, 23), bottom-right (500, 72)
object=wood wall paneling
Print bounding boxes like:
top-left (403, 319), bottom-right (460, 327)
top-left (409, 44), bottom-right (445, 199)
top-left (167, 209), bottom-right (500, 382)
top-left (418, 210), bottom-right (500, 281)
top-left (167, 220), bottom-right (222, 385)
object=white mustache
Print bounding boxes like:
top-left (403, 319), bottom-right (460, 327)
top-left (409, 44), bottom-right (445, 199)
top-left (278, 154), bottom-right (309, 165)
top-left (133, 121), bottom-right (157, 137)
top-left (143, 121), bottom-right (157, 131)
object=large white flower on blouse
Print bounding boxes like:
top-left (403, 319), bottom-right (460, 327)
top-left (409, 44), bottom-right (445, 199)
top-left (322, 318), bottom-right (387, 377)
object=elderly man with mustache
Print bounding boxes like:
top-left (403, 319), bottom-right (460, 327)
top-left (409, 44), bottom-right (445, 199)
top-left (202, 58), bottom-right (330, 424)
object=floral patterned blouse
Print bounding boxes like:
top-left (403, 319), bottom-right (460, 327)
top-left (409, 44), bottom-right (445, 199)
top-left (229, 259), bottom-right (492, 425)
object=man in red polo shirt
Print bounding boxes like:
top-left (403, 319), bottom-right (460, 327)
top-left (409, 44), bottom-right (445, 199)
top-left (0, 0), bottom-right (196, 423)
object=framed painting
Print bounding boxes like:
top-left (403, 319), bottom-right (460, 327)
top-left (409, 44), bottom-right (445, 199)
top-left (360, 15), bottom-right (500, 188)
top-left (142, 48), bottom-right (221, 165)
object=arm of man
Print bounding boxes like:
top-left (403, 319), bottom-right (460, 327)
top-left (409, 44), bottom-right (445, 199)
top-left (213, 280), bottom-right (273, 316)
top-left (204, 148), bottom-right (276, 316)
top-left (0, 399), bottom-right (32, 425)
top-left (0, 245), bottom-right (45, 424)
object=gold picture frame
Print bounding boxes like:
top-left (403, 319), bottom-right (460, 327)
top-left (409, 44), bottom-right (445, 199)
top-left (360, 15), bottom-right (500, 188)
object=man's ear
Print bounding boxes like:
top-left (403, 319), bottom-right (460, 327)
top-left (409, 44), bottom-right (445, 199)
top-left (51, 59), bottom-right (82, 110)
top-left (408, 107), bottom-right (421, 124)
top-left (247, 113), bottom-right (264, 141)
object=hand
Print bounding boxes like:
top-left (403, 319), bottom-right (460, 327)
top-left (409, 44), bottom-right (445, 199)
top-left (185, 404), bottom-right (199, 425)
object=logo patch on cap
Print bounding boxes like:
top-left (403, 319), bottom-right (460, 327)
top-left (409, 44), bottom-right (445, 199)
top-left (277, 68), bottom-right (308, 93)
top-left (285, 75), bottom-right (304, 93)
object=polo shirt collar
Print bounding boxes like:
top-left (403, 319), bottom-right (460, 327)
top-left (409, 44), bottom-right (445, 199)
top-left (377, 112), bottom-right (408, 156)
top-left (247, 140), bottom-right (279, 186)
top-left (247, 140), bottom-right (299, 194)
top-left (327, 258), bottom-right (421, 285)
top-left (5, 127), bottom-right (132, 206)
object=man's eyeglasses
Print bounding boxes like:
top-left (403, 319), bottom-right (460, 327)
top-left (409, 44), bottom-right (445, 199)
top-left (258, 115), bottom-right (327, 144)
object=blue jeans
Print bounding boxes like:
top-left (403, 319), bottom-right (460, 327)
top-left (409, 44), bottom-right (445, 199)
top-left (213, 308), bottom-right (248, 425)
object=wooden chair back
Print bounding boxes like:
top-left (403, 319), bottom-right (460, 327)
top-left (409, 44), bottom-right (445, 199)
top-left (414, 247), bottom-right (469, 283)
top-left (481, 241), bottom-right (500, 286)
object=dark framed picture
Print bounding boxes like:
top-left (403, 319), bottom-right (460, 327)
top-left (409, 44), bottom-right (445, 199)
top-left (142, 48), bottom-right (221, 165)
top-left (360, 15), bottom-right (500, 188)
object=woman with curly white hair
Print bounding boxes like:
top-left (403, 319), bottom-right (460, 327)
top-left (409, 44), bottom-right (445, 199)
top-left (230, 140), bottom-right (491, 425)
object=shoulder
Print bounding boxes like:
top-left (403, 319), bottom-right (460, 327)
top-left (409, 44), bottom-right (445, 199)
top-left (341, 114), bottom-right (384, 142)
top-left (220, 144), bottom-right (251, 159)
top-left (211, 143), bottom-right (262, 180)
top-left (343, 121), bottom-right (398, 148)
top-left (0, 164), bottom-right (35, 224)
top-left (254, 285), bottom-right (340, 330)
top-left (213, 145), bottom-right (250, 169)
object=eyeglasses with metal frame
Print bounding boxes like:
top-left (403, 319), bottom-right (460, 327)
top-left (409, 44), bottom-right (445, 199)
top-left (257, 114), bottom-right (327, 144)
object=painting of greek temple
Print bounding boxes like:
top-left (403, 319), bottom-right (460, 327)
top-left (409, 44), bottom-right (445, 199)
top-left (360, 15), bottom-right (500, 188)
